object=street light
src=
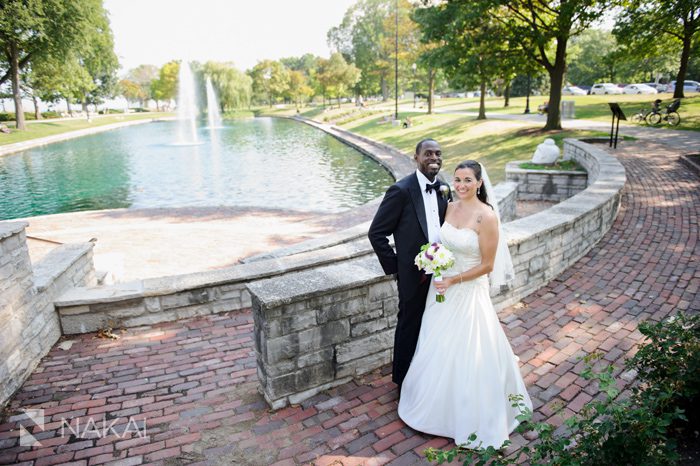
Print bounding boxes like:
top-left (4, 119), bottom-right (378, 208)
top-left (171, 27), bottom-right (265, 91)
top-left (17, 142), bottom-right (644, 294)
top-left (412, 63), bottom-right (417, 108)
top-left (524, 74), bottom-right (531, 114)
top-left (394, 0), bottom-right (399, 121)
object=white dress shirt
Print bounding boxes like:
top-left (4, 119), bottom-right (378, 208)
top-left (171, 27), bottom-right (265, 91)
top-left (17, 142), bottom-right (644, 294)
top-left (415, 170), bottom-right (441, 243)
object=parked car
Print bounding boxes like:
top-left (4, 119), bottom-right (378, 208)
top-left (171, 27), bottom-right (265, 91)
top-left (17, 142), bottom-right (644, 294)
top-left (562, 85), bottom-right (587, 96)
top-left (667, 80), bottom-right (700, 93)
top-left (623, 83), bottom-right (658, 95)
top-left (590, 83), bottom-right (624, 95)
top-left (643, 82), bottom-right (668, 92)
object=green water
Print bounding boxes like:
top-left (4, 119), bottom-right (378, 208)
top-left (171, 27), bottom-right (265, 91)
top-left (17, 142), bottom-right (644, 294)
top-left (0, 118), bottom-right (394, 219)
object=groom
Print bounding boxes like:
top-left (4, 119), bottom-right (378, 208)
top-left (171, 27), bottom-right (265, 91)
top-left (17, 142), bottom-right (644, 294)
top-left (368, 138), bottom-right (450, 387)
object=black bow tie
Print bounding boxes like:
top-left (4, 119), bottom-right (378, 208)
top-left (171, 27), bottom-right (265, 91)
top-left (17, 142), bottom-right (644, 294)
top-left (425, 182), bottom-right (440, 194)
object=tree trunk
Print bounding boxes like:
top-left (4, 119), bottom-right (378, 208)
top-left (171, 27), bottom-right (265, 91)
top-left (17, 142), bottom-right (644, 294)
top-left (32, 94), bottom-right (43, 120)
top-left (673, 34), bottom-right (692, 99)
top-left (381, 76), bottom-right (388, 101)
top-left (428, 67), bottom-right (434, 115)
top-left (504, 81), bottom-right (510, 107)
top-left (66, 98), bottom-right (72, 115)
top-left (82, 98), bottom-right (88, 113)
top-left (9, 41), bottom-right (25, 130)
top-left (477, 80), bottom-right (487, 120)
top-left (544, 38), bottom-right (567, 130)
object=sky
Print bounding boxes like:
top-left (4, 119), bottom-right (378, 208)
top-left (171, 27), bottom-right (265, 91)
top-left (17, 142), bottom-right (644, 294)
top-left (104, 0), bottom-right (358, 75)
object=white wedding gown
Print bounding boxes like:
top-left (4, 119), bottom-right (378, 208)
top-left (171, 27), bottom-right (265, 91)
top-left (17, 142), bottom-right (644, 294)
top-left (398, 222), bottom-right (533, 448)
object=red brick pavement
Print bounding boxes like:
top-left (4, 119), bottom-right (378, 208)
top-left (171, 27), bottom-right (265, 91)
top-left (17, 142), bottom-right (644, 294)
top-left (1, 141), bottom-right (698, 465)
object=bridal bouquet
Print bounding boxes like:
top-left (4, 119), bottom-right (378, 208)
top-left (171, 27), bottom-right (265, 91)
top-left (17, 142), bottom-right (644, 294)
top-left (415, 242), bottom-right (455, 303)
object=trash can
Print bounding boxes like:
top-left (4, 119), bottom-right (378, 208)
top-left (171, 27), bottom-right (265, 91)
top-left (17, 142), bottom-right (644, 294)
top-left (561, 100), bottom-right (575, 119)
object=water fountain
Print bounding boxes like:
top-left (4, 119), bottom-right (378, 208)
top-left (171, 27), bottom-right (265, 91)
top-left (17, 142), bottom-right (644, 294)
top-left (175, 61), bottom-right (200, 145)
top-left (205, 77), bottom-right (223, 129)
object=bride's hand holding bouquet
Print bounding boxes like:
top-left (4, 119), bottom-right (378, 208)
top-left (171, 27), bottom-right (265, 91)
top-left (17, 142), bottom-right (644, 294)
top-left (414, 242), bottom-right (455, 302)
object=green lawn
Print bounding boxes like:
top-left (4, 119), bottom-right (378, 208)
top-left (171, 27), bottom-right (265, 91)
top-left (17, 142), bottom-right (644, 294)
top-left (0, 112), bottom-right (174, 146)
top-left (435, 93), bottom-right (700, 131)
top-left (339, 110), bottom-right (608, 183)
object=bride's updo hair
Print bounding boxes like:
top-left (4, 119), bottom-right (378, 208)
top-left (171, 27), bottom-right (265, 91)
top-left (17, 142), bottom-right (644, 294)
top-left (455, 160), bottom-right (492, 208)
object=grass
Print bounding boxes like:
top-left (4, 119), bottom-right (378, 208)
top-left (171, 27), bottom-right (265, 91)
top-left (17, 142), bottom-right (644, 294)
top-left (519, 160), bottom-right (585, 171)
top-left (339, 110), bottom-right (608, 183)
top-left (434, 93), bottom-right (700, 131)
top-left (0, 112), bottom-right (173, 146)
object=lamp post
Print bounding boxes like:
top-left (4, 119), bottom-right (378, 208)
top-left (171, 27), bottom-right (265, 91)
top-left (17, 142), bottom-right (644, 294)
top-left (394, 0), bottom-right (399, 121)
top-left (412, 63), bottom-right (417, 108)
top-left (524, 73), bottom-right (531, 114)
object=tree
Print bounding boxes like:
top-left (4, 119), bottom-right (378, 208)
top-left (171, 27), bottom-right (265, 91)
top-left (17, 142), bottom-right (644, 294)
top-left (568, 28), bottom-right (677, 85)
top-left (0, 0), bottom-right (116, 129)
top-left (413, 1), bottom-right (516, 119)
top-left (286, 70), bottom-right (314, 111)
top-left (126, 64), bottom-right (159, 107)
top-left (317, 53), bottom-right (361, 108)
top-left (328, 0), bottom-right (393, 99)
top-left (151, 61), bottom-right (179, 110)
top-left (248, 60), bottom-right (290, 107)
top-left (488, 0), bottom-right (610, 129)
top-left (118, 79), bottom-right (146, 107)
top-left (614, 0), bottom-right (700, 98)
top-left (201, 61), bottom-right (252, 111)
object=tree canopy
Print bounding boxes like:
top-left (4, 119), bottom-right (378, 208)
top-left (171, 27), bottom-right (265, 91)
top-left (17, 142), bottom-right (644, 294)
top-left (614, 0), bottom-right (700, 98)
top-left (0, 0), bottom-right (117, 129)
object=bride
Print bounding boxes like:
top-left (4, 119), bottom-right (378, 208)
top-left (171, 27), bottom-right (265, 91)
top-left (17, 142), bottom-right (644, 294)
top-left (398, 160), bottom-right (532, 449)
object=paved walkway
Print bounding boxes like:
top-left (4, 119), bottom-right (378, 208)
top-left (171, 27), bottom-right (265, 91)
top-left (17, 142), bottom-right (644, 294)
top-left (1, 139), bottom-right (698, 465)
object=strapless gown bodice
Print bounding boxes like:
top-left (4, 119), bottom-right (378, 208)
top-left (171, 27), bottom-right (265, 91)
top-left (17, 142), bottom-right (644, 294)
top-left (439, 222), bottom-right (488, 288)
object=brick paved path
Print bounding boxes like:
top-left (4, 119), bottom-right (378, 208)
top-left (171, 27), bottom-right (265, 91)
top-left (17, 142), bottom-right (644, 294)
top-left (1, 141), bottom-right (698, 465)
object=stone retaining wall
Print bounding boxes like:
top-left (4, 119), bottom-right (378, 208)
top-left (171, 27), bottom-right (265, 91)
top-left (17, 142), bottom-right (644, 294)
top-left (248, 138), bottom-right (625, 408)
top-left (505, 160), bottom-right (588, 202)
top-left (0, 222), bottom-right (95, 407)
top-left (248, 256), bottom-right (395, 409)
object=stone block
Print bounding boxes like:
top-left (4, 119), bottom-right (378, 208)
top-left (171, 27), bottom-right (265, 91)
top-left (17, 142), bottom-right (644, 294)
top-left (260, 358), bottom-right (296, 378)
top-left (145, 297), bottom-right (161, 312)
top-left (297, 347), bottom-right (334, 368)
top-left (529, 256), bottom-right (546, 274)
top-left (211, 297), bottom-right (243, 314)
top-left (160, 288), bottom-right (212, 310)
top-left (350, 308), bottom-right (383, 324)
top-left (121, 313), bottom-right (172, 328)
top-left (368, 281), bottom-right (396, 303)
top-left (287, 377), bottom-right (353, 406)
top-left (336, 329), bottom-right (394, 364)
top-left (316, 296), bottom-right (368, 324)
top-left (61, 312), bottom-right (112, 334)
top-left (58, 305), bottom-right (91, 316)
top-left (351, 317), bottom-right (389, 338)
top-left (265, 361), bottom-right (334, 400)
top-left (266, 309), bottom-right (317, 338)
top-left (265, 319), bottom-right (349, 364)
top-left (337, 349), bottom-right (392, 378)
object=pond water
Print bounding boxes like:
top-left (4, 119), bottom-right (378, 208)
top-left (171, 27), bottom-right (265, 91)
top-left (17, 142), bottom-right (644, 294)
top-left (0, 118), bottom-right (394, 220)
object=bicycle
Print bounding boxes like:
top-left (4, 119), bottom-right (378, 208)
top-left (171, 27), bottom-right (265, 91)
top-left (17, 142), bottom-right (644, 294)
top-left (647, 99), bottom-right (681, 126)
top-left (631, 106), bottom-right (653, 124)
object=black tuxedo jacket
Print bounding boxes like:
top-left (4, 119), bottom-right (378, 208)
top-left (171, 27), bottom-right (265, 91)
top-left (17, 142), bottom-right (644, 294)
top-left (368, 172), bottom-right (450, 385)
